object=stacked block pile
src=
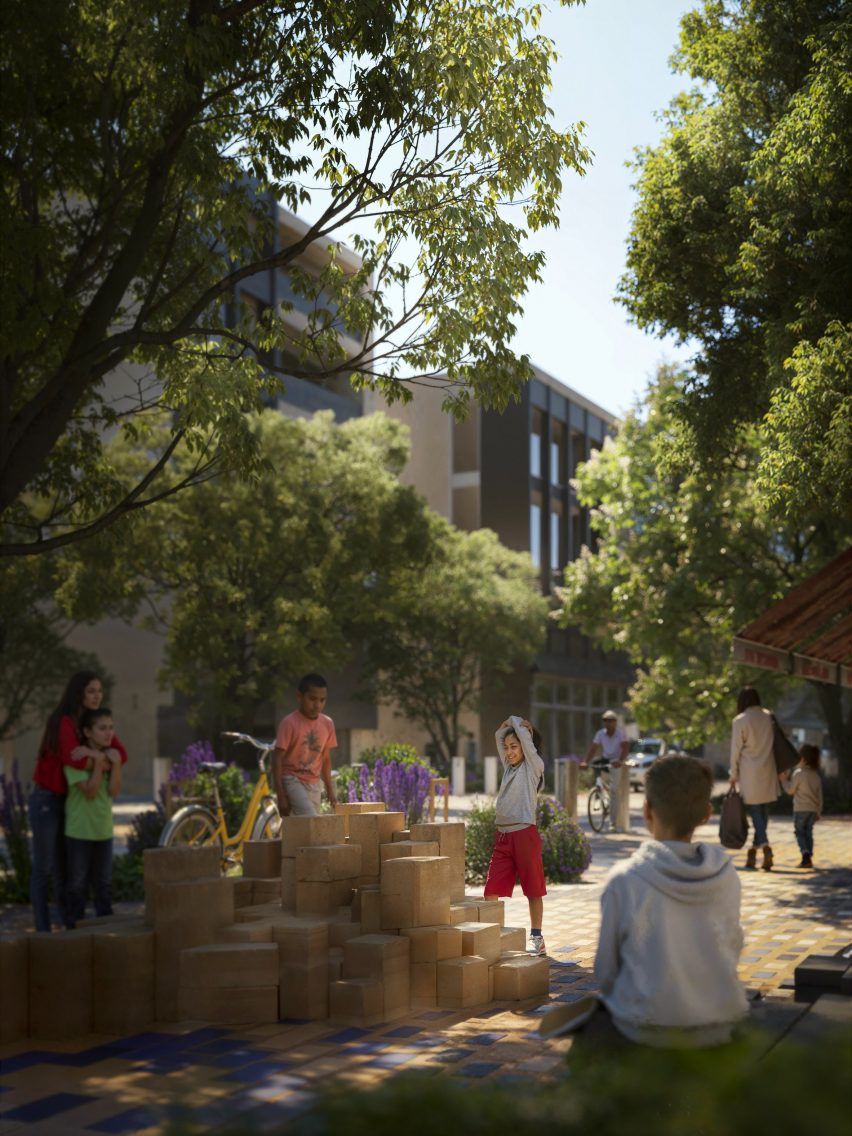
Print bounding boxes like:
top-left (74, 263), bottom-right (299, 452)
top-left (0, 804), bottom-right (548, 1041)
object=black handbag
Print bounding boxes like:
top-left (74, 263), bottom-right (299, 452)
top-left (771, 715), bottom-right (798, 774)
top-left (719, 788), bottom-right (749, 849)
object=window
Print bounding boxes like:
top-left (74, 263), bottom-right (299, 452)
top-left (550, 503), bottom-right (564, 572)
top-left (530, 408), bottom-right (544, 478)
top-left (530, 497), bottom-right (542, 568)
top-left (550, 420), bottom-right (565, 486)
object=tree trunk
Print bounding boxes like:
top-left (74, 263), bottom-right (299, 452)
top-left (811, 682), bottom-right (852, 772)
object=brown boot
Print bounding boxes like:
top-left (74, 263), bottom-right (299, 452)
top-left (762, 845), bottom-right (774, 872)
top-left (745, 847), bottom-right (757, 870)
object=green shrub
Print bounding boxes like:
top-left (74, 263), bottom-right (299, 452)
top-left (465, 796), bottom-right (591, 885)
top-left (0, 760), bottom-right (30, 902)
top-left (111, 852), bottom-right (145, 901)
top-left (126, 808), bottom-right (166, 856)
top-left (358, 743), bottom-right (424, 768)
top-left (190, 766), bottom-right (252, 834)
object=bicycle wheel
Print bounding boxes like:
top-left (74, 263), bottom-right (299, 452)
top-left (250, 799), bottom-right (282, 842)
top-left (588, 787), bottom-right (608, 833)
top-left (159, 805), bottom-right (223, 855)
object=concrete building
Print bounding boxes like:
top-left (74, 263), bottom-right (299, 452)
top-left (5, 201), bottom-right (630, 795)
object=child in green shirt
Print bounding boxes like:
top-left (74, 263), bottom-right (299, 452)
top-left (64, 707), bottom-right (123, 927)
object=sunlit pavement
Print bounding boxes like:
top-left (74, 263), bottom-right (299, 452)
top-left (1, 799), bottom-right (850, 1134)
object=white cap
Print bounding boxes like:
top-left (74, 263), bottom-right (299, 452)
top-left (601, 710), bottom-right (618, 721)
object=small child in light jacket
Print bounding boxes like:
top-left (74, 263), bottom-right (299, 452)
top-left (780, 744), bottom-right (823, 869)
top-left (484, 716), bottom-right (547, 957)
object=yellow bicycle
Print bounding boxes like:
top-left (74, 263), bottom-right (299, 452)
top-left (158, 731), bottom-right (281, 869)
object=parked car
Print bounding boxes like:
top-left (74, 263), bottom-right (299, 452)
top-left (625, 738), bottom-right (668, 790)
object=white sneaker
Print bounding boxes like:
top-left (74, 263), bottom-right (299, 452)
top-left (527, 933), bottom-right (547, 957)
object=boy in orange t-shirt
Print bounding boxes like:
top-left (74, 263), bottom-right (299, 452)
top-left (272, 673), bottom-right (338, 816)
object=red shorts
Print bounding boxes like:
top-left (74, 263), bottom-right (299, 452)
top-left (483, 825), bottom-right (547, 899)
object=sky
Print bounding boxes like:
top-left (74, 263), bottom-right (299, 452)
top-left (513, 0), bottom-right (698, 418)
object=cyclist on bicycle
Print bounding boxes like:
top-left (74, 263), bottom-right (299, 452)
top-left (583, 710), bottom-right (630, 832)
top-left (272, 673), bottom-right (339, 817)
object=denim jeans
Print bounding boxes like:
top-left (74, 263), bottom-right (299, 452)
top-left (793, 812), bottom-right (816, 857)
top-left (748, 803), bottom-right (770, 847)
top-left (28, 786), bottom-right (71, 932)
top-left (65, 836), bottom-right (114, 927)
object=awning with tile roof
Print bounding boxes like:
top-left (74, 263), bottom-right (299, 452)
top-left (732, 547), bottom-right (852, 689)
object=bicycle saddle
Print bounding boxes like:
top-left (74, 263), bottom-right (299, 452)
top-left (198, 761), bottom-right (228, 773)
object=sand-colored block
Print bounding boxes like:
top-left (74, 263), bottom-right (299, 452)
top-left (343, 934), bottom-right (409, 980)
top-left (0, 938), bottom-right (28, 1044)
top-left (281, 857), bottom-right (296, 910)
top-left (411, 961), bottom-right (437, 1008)
top-left (180, 943), bottom-right (279, 989)
top-left (143, 846), bottom-right (221, 923)
top-left (392, 830), bottom-right (411, 842)
top-left (380, 840), bottom-right (439, 864)
top-left (382, 972), bottom-right (410, 1020)
top-left (179, 984), bottom-right (279, 1024)
top-left (92, 928), bottom-right (155, 1034)
top-left (296, 843), bottom-right (361, 882)
top-left (278, 959), bottom-right (328, 1020)
top-left (329, 977), bottom-right (384, 1026)
top-left (281, 814), bottom-right (346, 858)
top-left (359, 888), bottom-right (383, 933)
top-left (436, 954), bottom-right (489, 1009)
top-left (77, 913), bottom-right (146, 931)
top-left (232, 877), bottom-right (254, 909)
top-left (410, 821), bottom-right (466, 900)
top-left (329, 918), bottom-right (363, 949)
top-left (381, 857), bottom-right (451, 930)
top-left (250, 878), bottom-right (282, 905)
top-left (328, 947), bottom-right (344, 983)
top-left (449, 903), bottom-right (472, 925)
top-left (456, 921), bottom-right (501, 964)
top-left (401, 924), bottom-right (463, 963)
top-left (151, 876), bottom-right (234, 928)
top-left (29, 931), bottom-right (93, 1038)
top-left (217, 921), bottom-right (275, 944)
top-left (491, 954), bottom-right (549, 1000)
top-left (475, 899), bottom-right (505, 927)
top-left (355, 873), bottom-right (380, 888)
top-left (296, 878), bottom-right (354, 916)
top-left (234, 900), bottom-right (285, 924)
top-left (500, 926), bottom-right (527, 952)
top-left (348, 812), bottom-right (406, 875)
top-left (352, 884), bottom-right (379, 921)
top-left (335, 801), bottom-right (387, 814)
top-left (242, 839), bottom-right (282, 879)
top-left (270, 916), bottom-right (329, 966)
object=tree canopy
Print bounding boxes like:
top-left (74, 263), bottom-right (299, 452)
top-left (618, 0), bottom-right (851, 518)
top-left (1, 0), bottom-right (590, 556)
top-left (128, 411), bottom-right (432, 736)
top-left (554, 365), bottom-right (852, 765)
top-left (360, 521), bottom-right (548, 766)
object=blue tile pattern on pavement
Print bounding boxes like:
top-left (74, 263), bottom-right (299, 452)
top-left (2, 1091), bottom-right (96, 1123)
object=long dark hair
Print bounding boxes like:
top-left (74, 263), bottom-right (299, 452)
top-left (40, 671), bottom-right (101, 755)
top-left (736, 686), bottom-right (761, 715)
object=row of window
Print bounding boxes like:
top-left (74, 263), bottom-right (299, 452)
top-left (531, 678), bottom-right (629, 758)
top-left (530, 499), bottom-right (589, 571)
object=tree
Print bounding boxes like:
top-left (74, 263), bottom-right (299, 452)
top-left (1, 0), bottom-right (590, 556)
top-left (554, 366), bottom-right (852, 765)
top-left (131, 410), bottom-right (432, 736)
top-left (618, 0), bottom-right (852, 517)
top-left (360, 521), bottom-right (548, 767)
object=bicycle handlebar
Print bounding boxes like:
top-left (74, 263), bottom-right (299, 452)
top-left (221, 731), bottom-right (274, 752)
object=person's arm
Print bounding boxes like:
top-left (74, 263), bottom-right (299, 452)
top-left (581, 741), bottom-right (600, 768)
top-left (321, 747), bottom-right (337, 808)
top-left (271, 748), bottom-right (291, 816)
top-left (614, 736), bottom-right (630, 766)
top-left (59, 716), bottom-right (93, 771)
top-left (593, 881), bottom-right (624, 996)
top-left (110, 734), bottom-right (129, 766)
top-left (78, 755), bottom-right (107, 801)
top-left (514, 718), bottom-right (544, 782)
top-left (729, 718), bottom-right (743, 786)
top-left (494, 721), bottom-right (513, 766)
top-left (106, 752), bottom-right (122, 799)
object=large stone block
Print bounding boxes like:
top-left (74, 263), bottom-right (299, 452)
top-left (242, 839), bottom-right (282, 879)
top-left (456, 921), bottom-right (502, 964)
top-left (343, 934), bottom-right (409, 980)
top-left (436, 955), bottom-right (489, 1010)
top-left (490, 954), bottom-right (549, 1000)
top-left (401, 924), bottom-right (462, 963)
top-left (348, 812), bottom-right (405, 875)
top-left (29, 932), bottom-right (93, 1039)
top-left (329, 978), bottom-right (384, 1026)
top-left (179, 985), bottom-right (279, 1024)
top-left (180, 943), bottom-right (279, 989)
top-left (409, 822), bottom-right (466, 900)
top-left (92, 928), bottom-right (155, 1034)
top-left (281, 814), bottom-right (346, 858)
top-left (0, 938), bottom-right (28, 1044)
top-left (381, 857), bottom-right (450, 930)
top-left (296, 844), bottom-right (361, 882)
top-left (143, 846), bottom-right (221, 924)
top-left (279, 960), bottom-right (328, 1020)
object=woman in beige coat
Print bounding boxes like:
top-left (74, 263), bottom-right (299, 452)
top-left (729, 686), bottom-right (778, 870)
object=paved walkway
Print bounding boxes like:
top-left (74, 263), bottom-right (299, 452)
top-left (1, 802), bottom-right (850, 1134)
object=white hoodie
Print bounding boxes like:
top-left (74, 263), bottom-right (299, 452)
top-left (594, 840), bottom-right (748, 1047)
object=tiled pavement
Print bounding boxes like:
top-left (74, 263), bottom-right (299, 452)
top-left (1, 810), bottom-right (850, 1135)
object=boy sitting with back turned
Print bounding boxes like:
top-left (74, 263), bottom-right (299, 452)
top-left (542, 755), bottom-right (748, 1047)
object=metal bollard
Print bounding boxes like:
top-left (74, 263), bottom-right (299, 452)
top-left (451, 755), bottom-right (466, 797)
top-left (484, 755), bottom-right (498, 796)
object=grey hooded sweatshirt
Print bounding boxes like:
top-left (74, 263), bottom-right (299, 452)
top-left (594, 839), bottom-right (749, 1047)
top-left (494, 716), bottom-right (544, 832)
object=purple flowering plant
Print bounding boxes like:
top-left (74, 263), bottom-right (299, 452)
top-left (348, 758), bottom-right (434, 827)
top-left (159, 740), bottom-right (251, 834)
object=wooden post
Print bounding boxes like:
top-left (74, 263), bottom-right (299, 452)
top-left (428, 778), bottom-right (449, 822)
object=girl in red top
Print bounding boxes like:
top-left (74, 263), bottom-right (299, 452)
top-left (30, 671), bottom-right (128, 931)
